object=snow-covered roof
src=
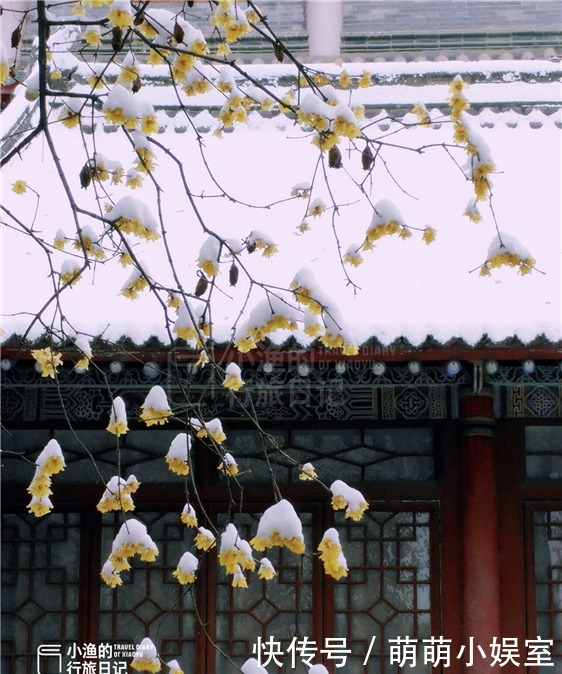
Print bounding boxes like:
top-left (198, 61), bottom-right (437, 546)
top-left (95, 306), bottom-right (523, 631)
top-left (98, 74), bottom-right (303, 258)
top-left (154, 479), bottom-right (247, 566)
top-left (1, 59), bottom-right (561, 352)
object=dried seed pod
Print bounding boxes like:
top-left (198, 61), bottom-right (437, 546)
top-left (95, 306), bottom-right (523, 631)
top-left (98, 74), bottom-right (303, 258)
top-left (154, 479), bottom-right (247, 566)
top-left (11, 24), bottom-right (22, 49)
top-left (229, 262), bottom-right (239, 287)
top-left (173, 21), bottom-right (185, 44)
top-left (246, 241), bottom-right (257, 254)
top-left (131, 74), bottom-right (142, 93)
top-left (328, 145), bottom-right (342, 169)
top-left (79, 163), bottom-right (92, 189)
top-left (273, 42), bottom-right (284, 63)
top-left (188, 0), bottom-right (195, 6)
top-left (361, 144), bottom-right (374, 171)
top-left (195, 274), bottom-right (209, 297)
top-left (111, 27), bottom-right (123, 52)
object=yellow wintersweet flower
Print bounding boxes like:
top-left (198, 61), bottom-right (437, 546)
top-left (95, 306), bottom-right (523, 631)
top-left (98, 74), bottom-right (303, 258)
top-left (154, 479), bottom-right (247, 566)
top-left (194, 528), bottom-right (216, 552)
top-left (338, 71), bottom-right (352, 88)
top-left (235, 336), bottom-right (257, 353)
top-left (31, 348), bottom-right (63, 379)
top-left (422, 227), bottom-right (437, 244)
top-left (141, 115), bottom-right (159, 135)
top-left (165, 456), bottom-right (190, 476)
top-left (218, 453), bottom-right (239, 476)
top-left (108, 6), bottom-right (133, 29)
top-left (180, 504), bottom-right (197, 528)
top-left (172, 568), bottom-right (195, 585)
top-left (358, 71), bottom-right (372, 88)
top-left (216, 42), bottom-right (232, 57)
top-left (100, 562), bottom-right (122, 588)
top-left (27, 474), bottom-right (52, 498)
top-left (140, 406), bottom-right (171, 426)
top-left (412, 103), bottom-right (430, 126)
top-left (232, 566), bottom-right (248, 588)
top-left (257, 559), bottom-right (277, 580)
top-left (343, 251), bottom-right (363, 267)
top-left (250, 532), bottom-right (305, 555)
top-left (12, 180), bottom-right (27, 194)
top-left (27, 496), bottom-right (53, 518)
top-left (198, 259), bottom-right (219, 277)
top-left (222, 364), bottom-right (245, 391)
top-left (299, 463), bottom-right (317, 481)
top-left (83, 29), bottom-right (102, 47)
top-left (318, 535), bottom-right (348, 580)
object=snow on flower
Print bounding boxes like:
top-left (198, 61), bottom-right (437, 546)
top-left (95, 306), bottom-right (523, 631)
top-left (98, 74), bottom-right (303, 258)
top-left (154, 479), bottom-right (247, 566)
top-left (131, 637), bottom-right (160, 673)
top-left (218, 452), bottom-right (239, 476)
top-left (257, 558), bottom-right (277, 580)
top-left (193, 417), bottom-right (227, 445)
top-left (222, 363), bottom-right (245, 392)
top-left (140, 386), bottom-right (172, 426)
top-left (60, 259), bottom-right (82, 287)
top-left (25, 441), bottom-right (65, 515)
top-left (194, 526), bottom-right (216, 552)
top-left (165, 433), bottom-right (191, 475)
top-left (26, 496), bottom-right (54, 518)
top-left (232, 564), bottom-right (248, 588)
top-left (198, 237), bottom-right (221, 277)
top-left (365, 199), bottom-right (409, 243)
top-left (121, 264), bottom-right (150, 300)
top-left (343, 244), bottom-right (363, 267)
top-left (97, 475), bottom-right (139, 513)
top-left (250, 499), bottom-right (305, 555)
top-left (318, 528), bottom-right (348, 580)
top-left (241, 659), bottom-right (269, 674)
top-left (108, 519), bottom-right (159, 572)
top-left (290, 268), bottom-right (325, 314)
top-left (299, 462), bottom-right (317, 481)
top-left (108, 0), bottom-right (133, 29)
top-left (330, 480), bottom-right (368, 521)
top-left (219, 523), bottom-right (255, 574)
top-left (100, 560), bottom-right (122, 588)
top-left (106, 396), bottom-right (128, 436)
top-left (74, 336), bottom-right (92, 371)
top-left (180, 503), bottom-right (198, 528)
top-left (108, 195), bottom-right (160, 241)
top-left (166, 660), bottom-right (183, 674)
top-left (31, 347), bottom-right (63, 379)
top-left (483, 232), bottom-right (535, 276)
top-left (307, 197), bottom-right (327, 218)
top-left (247, 230), bottom-right (278, 258)
top-left (172, 551), bottom-right (198, 585)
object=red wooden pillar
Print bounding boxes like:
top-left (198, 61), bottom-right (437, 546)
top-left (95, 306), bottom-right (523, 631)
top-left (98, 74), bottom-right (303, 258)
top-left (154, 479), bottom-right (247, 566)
top-left (460, 391), bottom-right (501, 672)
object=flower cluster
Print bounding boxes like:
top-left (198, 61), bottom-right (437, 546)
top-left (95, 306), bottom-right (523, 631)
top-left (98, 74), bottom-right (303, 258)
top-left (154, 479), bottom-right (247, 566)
top-left (191, 417), bottom-right (227, 444)
top-left (108, 196), bottom-right (160, 241)
top-left (364, 199), bottom-right (410, 244)
top-left (318, 529), bottom-right (349, 580)
top-left (27, 439), bottom-right (66, 517)
top-left (218, 452), bottom-right (239, 476)
top-left (330, 480), bottom-right (369, 521)
top-left (210, 1), bottom-right (252, 43)
top-left (447, 75), bottom-right (470, 122)
top-left (298, 463), bottom-right (317, 481)
top-left (172, 551), bottom-right (198, 585)
top-left (97, 475), bottom-right (140, 512)
top-left (222, 363), bottom-right (245, 392)
top-left (194, 526), bottom-right (216, 552)
top-left (131, 637), bottom-right (161, 673)
top-left (165, 433), bottom-right (191, 475)
top-left (106, 397), bottom-right (128, 436)
top-left (219, 524), bottom-right (255, 582)
top-left (140, 386), bottom-right (172, 426)
top-left (250, 500), bottom-right (306, 555)
top-left (480, 232), bottom-right (536, 277)
top-left (180, 503), bottom-right (198, 528)
top-left (104, 519), bottom-right (159, 586)
top-left (257, 558), bottom-right (277, 581)
top-left (31, 347), bottom-right (63, 379)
